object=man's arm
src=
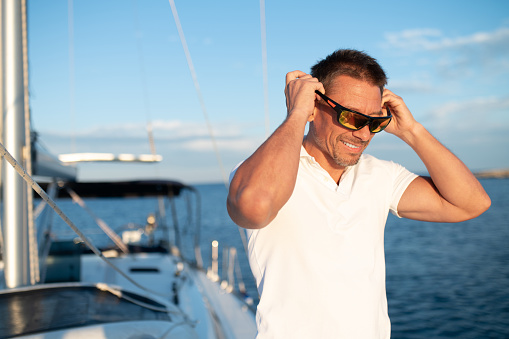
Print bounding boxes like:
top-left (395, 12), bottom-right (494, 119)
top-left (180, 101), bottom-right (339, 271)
top-left (227, 71), bottom-right (324, 229)
top-left (383, 90), bottom-right (491, 222)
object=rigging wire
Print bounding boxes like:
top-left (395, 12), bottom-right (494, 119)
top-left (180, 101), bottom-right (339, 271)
top-left (131, 0), bottom-right (157, 157)
top-left (167, 0), bottom-right (229, 188)
top-left (35, 183), bottom-right (57, 284)
top-left (21, 0), bottom-right (40, 285)
top-left (260, 0), bottom-right (270, 138)
top-left (64, 186), bottom-right (130, 254)
top-left (0, 0), bottom-right (3, 260)
top-left (67, 0), bottom-right (76, 153)
top-left (167, 0), bottom-right (253, 267)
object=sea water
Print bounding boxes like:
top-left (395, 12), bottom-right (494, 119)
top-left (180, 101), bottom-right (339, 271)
top-left (43, 178), bottom-right (509, 338)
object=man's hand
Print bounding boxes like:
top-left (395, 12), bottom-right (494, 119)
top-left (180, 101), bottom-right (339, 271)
top-left (284, 71), bottom-right (324, 122)
top-left (382, 89), bottom-right (419, 139)
top-left (227, 71), bottom-right (321, 229)
top-left (383, 89), bottom-right (491, 222)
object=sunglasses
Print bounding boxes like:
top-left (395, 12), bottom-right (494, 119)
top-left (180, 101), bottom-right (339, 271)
top-left (315, 90), bottom-right (392, 133)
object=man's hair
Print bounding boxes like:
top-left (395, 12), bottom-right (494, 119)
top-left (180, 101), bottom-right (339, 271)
top-left (310, 49), bottom-right (387, 93)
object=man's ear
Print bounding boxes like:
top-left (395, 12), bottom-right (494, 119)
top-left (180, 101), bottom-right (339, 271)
top-left (308, 106), bottom-right (317, 122)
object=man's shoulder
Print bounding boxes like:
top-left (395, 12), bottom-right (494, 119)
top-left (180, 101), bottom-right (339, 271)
top-left (358, 154), bottom-right (418, 189)
top-left (359, 153), bottom-right (397, 167)
top-left (357, 154), bottom-right (410, 176)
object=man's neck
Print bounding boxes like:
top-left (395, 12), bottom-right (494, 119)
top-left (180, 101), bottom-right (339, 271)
top-left (302, 137), bottom-right (347, 184)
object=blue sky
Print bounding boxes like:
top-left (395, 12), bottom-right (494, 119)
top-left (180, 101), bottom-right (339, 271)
top-left (27, 0), bottom-right (509, 184)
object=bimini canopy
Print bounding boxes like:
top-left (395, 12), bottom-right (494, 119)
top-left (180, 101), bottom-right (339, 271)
top-left (38, 180), bottom-right (192, 198)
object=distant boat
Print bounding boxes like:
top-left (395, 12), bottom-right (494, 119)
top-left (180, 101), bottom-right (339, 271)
top-left (0, 1), bottom-right (256, 338)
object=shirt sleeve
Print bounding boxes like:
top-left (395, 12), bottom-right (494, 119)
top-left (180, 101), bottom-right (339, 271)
top-left (389, 162), bottom-right (418, 218)
top-left (229, 160), bottom-right (245, 183)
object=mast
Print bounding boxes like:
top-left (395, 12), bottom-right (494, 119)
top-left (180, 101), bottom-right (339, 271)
top-left (1, 0), bottom-right (30, 288)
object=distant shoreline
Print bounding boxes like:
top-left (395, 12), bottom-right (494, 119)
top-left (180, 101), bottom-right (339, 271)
top-left (474, 169), bottom-right (509, 179)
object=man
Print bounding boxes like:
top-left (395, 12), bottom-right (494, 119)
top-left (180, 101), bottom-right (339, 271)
top-left (227, 49), bottom-right (490, 338)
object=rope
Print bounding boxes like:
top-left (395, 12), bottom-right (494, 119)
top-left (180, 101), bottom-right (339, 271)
top-left (167, 0), bottom-right (229, 188)
top-left (0, 140), bottom-right (175, 300)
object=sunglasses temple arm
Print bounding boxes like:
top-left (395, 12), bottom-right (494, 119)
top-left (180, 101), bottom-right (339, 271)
top-left (314, 90), bottom-right (333, 106)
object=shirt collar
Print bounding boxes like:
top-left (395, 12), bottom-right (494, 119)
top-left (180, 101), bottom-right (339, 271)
top-left (299, 145), bottom-right (356, 194)
top-left (300, 145), bottom-right (312, 158)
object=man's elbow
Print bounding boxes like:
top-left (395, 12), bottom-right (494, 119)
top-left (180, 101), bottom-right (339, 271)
top-left (473, 194), bottom-right (491, 218)
top-left (458, 193), bottom-right (491, 222)
top-left (227, 190), bottom-right (274, 229)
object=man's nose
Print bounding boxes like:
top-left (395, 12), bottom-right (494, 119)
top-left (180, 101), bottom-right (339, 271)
top-left (352, 125), bottom-right (372, 141)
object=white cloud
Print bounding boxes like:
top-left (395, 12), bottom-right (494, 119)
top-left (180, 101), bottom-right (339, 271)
top-left (427, 95), bottom-right (509, 132)
top-left (43, 118), bottom-right (251, 140)
top-left (384, 28), bottom-right (443, 50)
top-left (384, 26), bottom-right (509, 80)
top-left (366, 95), bottom-right (509, 174)
top-left (384, 27), bottom-right (509, 51)
top-left (432, 96), bottom-right (509, 117)
top-left (38, 118), bottom-right (264, 159)
top-left (35, 117), bottom-right (265, 183)
top-left (183, 136), bottom-right (261, 152)
top-left (441, 28), bottom-right (509, 49)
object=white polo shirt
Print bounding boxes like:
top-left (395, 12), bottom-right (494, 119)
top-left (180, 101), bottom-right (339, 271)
top-left (244, 147), bottom-right (418, 339)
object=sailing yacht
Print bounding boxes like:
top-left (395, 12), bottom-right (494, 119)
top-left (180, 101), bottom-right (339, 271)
top-left (0, 0), bottom-right (256, 338)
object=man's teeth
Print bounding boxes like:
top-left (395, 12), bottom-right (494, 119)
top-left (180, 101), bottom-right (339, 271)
top-left (343, 141), bottom-right (360, 149)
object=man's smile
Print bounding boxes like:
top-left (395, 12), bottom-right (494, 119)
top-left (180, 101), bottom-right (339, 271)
top-left (342, 141), bottom-right (361, 150)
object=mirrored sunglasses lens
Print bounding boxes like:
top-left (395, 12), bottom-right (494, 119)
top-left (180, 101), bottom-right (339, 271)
top-left (339, 111), bottom-right (369, 130)
top-left (370, 118), bottom-right (391, 133)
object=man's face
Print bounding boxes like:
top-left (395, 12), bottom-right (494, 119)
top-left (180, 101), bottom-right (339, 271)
top-left (306, 75), bottom-right (382, 169)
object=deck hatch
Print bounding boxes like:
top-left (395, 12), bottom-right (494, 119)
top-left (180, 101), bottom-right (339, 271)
top-left (0, 285), bottom-right (170, 338)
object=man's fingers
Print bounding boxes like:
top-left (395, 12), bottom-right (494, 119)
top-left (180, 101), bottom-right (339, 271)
top-left (315, 83), bottom-right (325, 95)
top-left (285, 70), bottom-right (308, 85)
top-left (285, 70), bottom-right (320, 86)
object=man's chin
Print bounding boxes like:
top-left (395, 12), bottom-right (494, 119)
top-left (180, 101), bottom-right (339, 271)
top-left (333, 153), bottom-right (362, 167)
